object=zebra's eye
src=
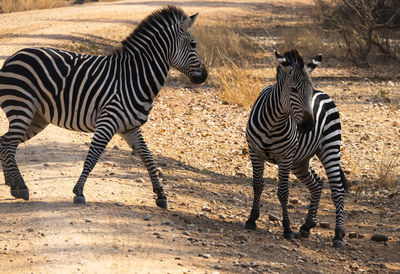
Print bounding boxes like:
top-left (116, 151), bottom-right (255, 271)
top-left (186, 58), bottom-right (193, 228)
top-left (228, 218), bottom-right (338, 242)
top-left (190, 41), bottom-right (197, 48)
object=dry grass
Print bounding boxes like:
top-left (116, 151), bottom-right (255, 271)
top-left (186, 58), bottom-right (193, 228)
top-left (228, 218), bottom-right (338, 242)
top-left (0, 0), bottom-right (70, 13)
top-left (371, 153), bottom-right (400, 189)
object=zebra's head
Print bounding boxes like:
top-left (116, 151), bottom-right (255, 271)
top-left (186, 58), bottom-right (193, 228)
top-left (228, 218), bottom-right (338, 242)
top-left (275, 49), bottom-right (321, 134)
top-left (170, 11), bottom-right (208, 84)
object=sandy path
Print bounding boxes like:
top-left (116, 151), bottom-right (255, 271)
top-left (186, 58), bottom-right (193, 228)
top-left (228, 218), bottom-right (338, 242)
top-left (0, 1), bottom-right (399, 273)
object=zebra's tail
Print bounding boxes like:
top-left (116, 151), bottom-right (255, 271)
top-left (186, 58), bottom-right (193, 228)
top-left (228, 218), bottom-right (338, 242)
top-left (340, 166), bottom-right (350, 193)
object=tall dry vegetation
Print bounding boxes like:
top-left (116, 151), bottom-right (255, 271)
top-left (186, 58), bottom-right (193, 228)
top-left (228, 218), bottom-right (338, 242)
top-left (0, 0), bottom-right (70, 13)
top-left (192, 21), bottom-right (272, 108)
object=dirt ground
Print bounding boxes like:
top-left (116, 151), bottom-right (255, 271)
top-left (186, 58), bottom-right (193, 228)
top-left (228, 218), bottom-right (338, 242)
top-left (0, 1), bottom-right (399, 273)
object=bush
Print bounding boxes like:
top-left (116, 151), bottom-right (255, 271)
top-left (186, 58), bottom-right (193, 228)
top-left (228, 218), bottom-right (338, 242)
top-left (314, 0), bottom-right (400, 65)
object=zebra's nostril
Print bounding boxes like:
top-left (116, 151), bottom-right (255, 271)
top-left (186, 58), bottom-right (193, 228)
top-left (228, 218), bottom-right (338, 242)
top-left (190, 68), bottom-right (207, 84)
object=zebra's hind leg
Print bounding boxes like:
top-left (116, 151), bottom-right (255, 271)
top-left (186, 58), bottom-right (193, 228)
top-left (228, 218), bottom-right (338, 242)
top-left (120, 128), bottom-right (167, 209)
top-left (1, 113), bottom-right (49, 199)
top-left (318, 151), bottom-right (346, 248)
top-left (245, 149), bottom-right (264, 230)
top-left (277, 159), bottom-right (294, 240)
top-left (292, 161), bottom-right (322, 238)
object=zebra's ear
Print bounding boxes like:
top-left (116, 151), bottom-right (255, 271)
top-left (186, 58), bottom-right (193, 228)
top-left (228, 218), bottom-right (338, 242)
top-left (182, 13), bottom-right (199, 32)
top-left (306, 53), bottom-right (322, 73)
top-left (274, 50), bottom-right (291, 67)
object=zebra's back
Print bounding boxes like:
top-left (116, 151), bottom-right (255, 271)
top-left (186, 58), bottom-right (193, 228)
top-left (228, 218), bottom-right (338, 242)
top-left (0, 47), bottom-right (120, 132)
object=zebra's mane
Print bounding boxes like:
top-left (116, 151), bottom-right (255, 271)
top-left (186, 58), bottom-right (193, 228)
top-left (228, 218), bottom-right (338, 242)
top-left (125, 6), bottom-right (188, 42)
top-left (282, 49), bottom-right (304, 67)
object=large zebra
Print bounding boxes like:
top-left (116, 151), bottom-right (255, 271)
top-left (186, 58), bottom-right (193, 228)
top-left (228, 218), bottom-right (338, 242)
top-left (245, 50), bottom-right (347, 248)
top-left (0, 6), bottom-right (207, 208)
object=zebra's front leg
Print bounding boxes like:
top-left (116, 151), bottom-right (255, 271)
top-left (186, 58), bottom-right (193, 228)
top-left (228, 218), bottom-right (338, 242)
top-left (292, 163), bottom-right (322, 238)
top-left (245, 151), bottom-right (264, 230)
top-left (120, 128), bottom-right (167, 209)
top-left (73, 125), bottom-right (114, 204)
top-left (277, 160), bottom-right (294, 240)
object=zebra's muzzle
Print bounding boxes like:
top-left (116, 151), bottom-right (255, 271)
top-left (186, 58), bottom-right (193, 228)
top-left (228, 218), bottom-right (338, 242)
top-left (297, 111), bottom-right (314, 134)
top-left (189, 64), bottom-right (207, 84)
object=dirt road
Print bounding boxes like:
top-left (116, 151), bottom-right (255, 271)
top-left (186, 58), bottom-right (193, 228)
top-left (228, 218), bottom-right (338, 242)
top-left (0, 1), bottom-right (399, 273)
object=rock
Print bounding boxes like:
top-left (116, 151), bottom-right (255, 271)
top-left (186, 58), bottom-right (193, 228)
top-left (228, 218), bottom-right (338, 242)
top-left (268, 214), bottom-right (280, 222)
top-left (84, 219), bottom-right (92, 223)
top-left (114, 202), bottom-right (123, 207)
top-left (199, 253), bottom-right (211, 259)
top-left (143, 214), bottom-right (151, 221)
top-left (371, 233), bottom-right (388, 242)
top-left (319, 222), bottom-right (330, 229)
top-left (201, 204), bottom-right (212, 213)
top-left (289, 198), bottom-right (299, 204)
top-left (348, 232), bottom-right (358, 239)
top-left (103, 161), bottom-right (113, 167)
top-left (163, 221), bottom-right (174, 227)
top-left (280, 245), bottom-right (289, 251)
top-left (182, 231), bottom-right (191, 236)
top-left (27, 228), bottom-right (34, 232)
top-left (137, 178), bottom-right (144, 184)
top-left (113, 145), bottom-right (119, 150)
top-left (234, 235), bottom-right (248, 242)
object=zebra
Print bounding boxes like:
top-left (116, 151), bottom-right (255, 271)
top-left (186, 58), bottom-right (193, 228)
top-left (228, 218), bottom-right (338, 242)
top-left (244, 49), bottom-right (348, 248)
top-left (0, 6), bottom-right (207, 208)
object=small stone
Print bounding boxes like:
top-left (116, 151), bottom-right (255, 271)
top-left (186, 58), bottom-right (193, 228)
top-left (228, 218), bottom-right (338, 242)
top-left (371, 233), bottom-right (388, 242)
top-left (182, 231), bottom-right (191, 236)
top-left (213, 265), bottom-right (222, 270)
top-left (153, 232), bottom-right (161, 236)
top-left (280, 245), bottom-right (289, 251)
top-left (289, 198), bottom-right (299, 204)
top-left (348, 232), bottom-right (358, 239)
top-left (201, 204), bottom-right (212, 213)
top-left (114, 202), bottom-right (123, 207)
top-left (27, 228), bottom-right (34, 232)
top-left (199, 253), bottom-right (211, 259)
top-left (113, 145), bottom-right (119, 150)
top-left (143, 214), bottom-right (151, 221)
top-left (268, 214), bottom-right (280, 222)
top-left (137, 178), bottom-right (144, 183)
top-left (319, 222), bottom-right (330, 229)
top-left (163, 221), bottom-right (174, 227)
top-left (84, 219), bottom-right (92, 223)
top-left (234, 235), bottom-right (248, 242)
top-left (103, 161), bottom-right (114, 167)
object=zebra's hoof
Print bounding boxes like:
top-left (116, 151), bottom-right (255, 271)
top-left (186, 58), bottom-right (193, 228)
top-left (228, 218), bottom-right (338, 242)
top-left (73, 196), bottom-right (86, 204)
top-left (18, 189), bottom-right (29, 200)
top-left (283, 231), bottom-right (294, 240)
top-left (10, 189), bottom-right (19, 199)
top-left (245, 221), bottom-right (257, 230)
top-left (156, 198), bottom-right (167, 209)
top-left (333, 239), bottom-right (345, 248)
top-left (299, 229), bottom-right (311, 238)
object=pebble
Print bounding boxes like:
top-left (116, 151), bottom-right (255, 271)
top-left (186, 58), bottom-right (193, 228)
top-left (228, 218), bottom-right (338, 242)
top-left (199, 253), bottom-right (211, 259)
top-left (114, 202), bottom-right (123, 207)
top-left (289, 198), bottom-right (299, 204)
top-left (348, 232), bottom-right (358, 239)
top-left (234, 235), bottom-right (248, 242)
top-left (84, 219), bottom-right (92, 223)
top-left (137, 178), bottom-right (144, 183)
top-left (319, 222), bottom-right (330, 229)
top-left (143, 214), bottom-right (151, 221)
top-left (182, 231), bottom-right (191, 236)
top-left (103, 161), bottom-right (113, 167)
top-left (27, 228), bottom-right (34, 232)
top-left (163, 221), bottom-right (174, 227)
top-left (268, 214), bottom-right (280, 222)
top-left (371, 233), bottom-right (388, 242)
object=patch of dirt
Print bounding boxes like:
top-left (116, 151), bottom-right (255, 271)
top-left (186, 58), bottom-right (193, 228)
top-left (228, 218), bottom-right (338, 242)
top-left (0, 1), bottom-right (399, 273)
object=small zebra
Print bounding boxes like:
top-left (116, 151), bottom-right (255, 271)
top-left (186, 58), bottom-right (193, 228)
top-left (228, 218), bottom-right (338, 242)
top-left (245, 50), bottom-right (347, 248)
top-left (0, 6), bottom-right (207, 207)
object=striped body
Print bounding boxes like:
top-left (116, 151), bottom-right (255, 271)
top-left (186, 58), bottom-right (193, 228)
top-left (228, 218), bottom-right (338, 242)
top-left (245, 50), bottom-right (346, 248)
top-left (0, 6), bottom-right (207, 207)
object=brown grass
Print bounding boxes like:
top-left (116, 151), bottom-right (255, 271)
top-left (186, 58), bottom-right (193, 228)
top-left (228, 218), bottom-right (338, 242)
top-left (372, 153), bottom-right (399, 189)
top-left (0, 0), bottom-right (70, 13)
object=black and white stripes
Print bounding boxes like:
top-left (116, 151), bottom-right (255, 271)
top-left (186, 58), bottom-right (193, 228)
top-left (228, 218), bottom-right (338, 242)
top-left (245, 50), bottom-right (347, 248)
top-left (0, 6), bottom-right (207, 207)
